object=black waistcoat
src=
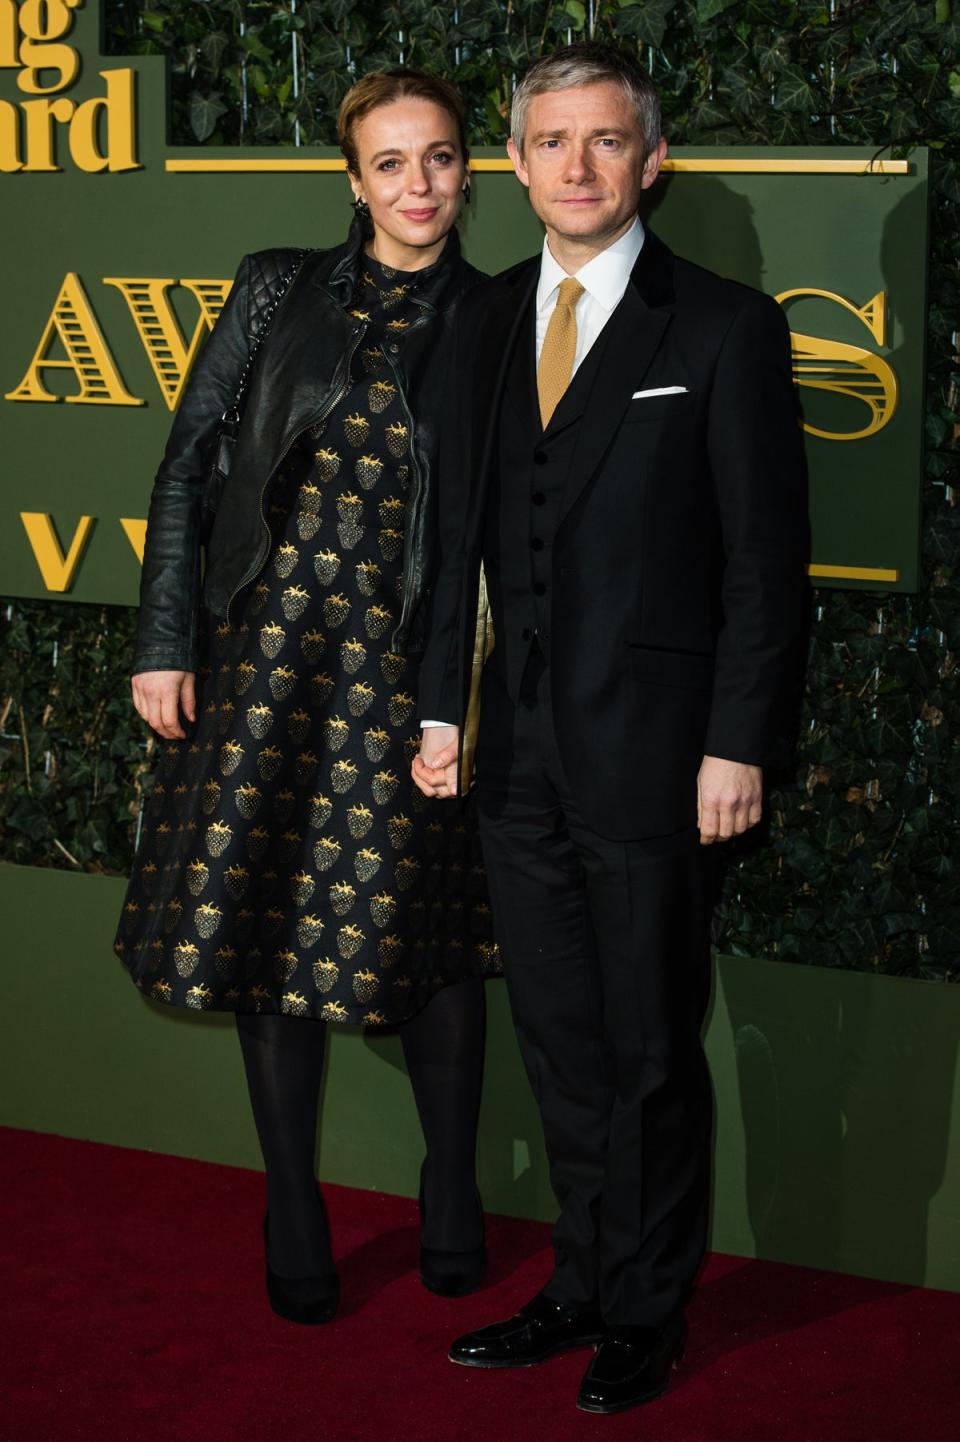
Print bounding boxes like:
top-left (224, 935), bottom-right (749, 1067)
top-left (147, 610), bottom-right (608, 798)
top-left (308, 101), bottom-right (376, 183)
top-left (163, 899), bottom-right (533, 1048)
top-left (483, 302), bottom-right (611, 701)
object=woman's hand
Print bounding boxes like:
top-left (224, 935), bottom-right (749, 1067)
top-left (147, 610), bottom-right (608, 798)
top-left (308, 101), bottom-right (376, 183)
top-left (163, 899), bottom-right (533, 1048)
top-left (132, 671), bottom-right (197, 741)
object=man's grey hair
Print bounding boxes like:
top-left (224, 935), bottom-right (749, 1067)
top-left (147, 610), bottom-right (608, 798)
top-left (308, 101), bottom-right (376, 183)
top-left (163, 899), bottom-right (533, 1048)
top-left (510, 43), bottom-right (662, 158)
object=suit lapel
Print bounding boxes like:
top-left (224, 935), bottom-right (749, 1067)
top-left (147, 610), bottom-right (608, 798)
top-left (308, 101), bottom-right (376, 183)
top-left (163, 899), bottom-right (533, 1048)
top-left (558, 230), bottom-right (676, 526)
top-left (467, 261), bottom-right (538, 536)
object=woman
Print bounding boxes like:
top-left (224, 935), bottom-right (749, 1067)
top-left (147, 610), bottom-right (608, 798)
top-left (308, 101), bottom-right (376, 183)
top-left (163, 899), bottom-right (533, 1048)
top-left (113, 70), bottom-right (498, 1324)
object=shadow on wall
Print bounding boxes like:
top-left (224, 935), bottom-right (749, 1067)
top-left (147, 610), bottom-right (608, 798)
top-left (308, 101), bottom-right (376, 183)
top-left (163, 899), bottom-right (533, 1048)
top-left (719, 955), bottom-right (959, 1288)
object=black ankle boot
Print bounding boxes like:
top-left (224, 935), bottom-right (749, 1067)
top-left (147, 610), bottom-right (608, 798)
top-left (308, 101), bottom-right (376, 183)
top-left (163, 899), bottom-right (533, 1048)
top-left (263, 1210), bottom-right (339, 1324)
top-left (417, 1165), bottom-right (486, 1298)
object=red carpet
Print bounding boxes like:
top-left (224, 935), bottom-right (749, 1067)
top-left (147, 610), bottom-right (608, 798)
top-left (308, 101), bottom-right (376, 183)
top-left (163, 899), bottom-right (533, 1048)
top-left (2, 1128), bottom-right (958, 1442)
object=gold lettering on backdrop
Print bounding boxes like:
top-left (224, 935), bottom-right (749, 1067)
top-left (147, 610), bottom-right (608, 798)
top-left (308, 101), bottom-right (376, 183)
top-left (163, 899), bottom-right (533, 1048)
top-left (778, 288), bottom-right (898, 441)
top-left (104, 278), bottom-right (233, 411)
top-left (5, 272), bottom-right (141, 406)
top-left (20, 511), bottom-right (94, 591)
top-left (0, 0), bottom-right (139, 173)
top-left (119, 518), bottom-right (146, 562)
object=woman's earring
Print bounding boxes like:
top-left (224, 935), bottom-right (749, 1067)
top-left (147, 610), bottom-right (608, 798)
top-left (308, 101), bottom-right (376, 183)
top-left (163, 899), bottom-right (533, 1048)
top-left (462, 179), bottom-right (472, 207)
top-left (352, 196), bottom-right (371, 217)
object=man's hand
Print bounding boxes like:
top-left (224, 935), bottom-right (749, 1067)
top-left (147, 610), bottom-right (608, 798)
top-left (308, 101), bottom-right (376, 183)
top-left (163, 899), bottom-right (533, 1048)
top-left (412, 725), bottom-right (460, 800)
top-left (697, 755), bottom-right (762, 845)
top-left (132, 670), bottom-right (196, 741)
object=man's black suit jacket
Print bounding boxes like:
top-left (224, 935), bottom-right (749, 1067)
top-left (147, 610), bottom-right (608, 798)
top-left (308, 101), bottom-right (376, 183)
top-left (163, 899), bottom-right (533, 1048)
top-left (418, 229), bottom-right (809, 840)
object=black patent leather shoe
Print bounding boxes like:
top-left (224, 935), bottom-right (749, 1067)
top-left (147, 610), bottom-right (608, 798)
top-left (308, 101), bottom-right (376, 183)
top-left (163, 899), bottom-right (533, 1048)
top-left (263, 1213), bottom-right (339, 1325)
top-left (576, 1316), bottom-right (686, 1413)
top-left (418, 1175), bottom-right (486, 1298)
top-left (449, 1292), bottom-right (605, 1368)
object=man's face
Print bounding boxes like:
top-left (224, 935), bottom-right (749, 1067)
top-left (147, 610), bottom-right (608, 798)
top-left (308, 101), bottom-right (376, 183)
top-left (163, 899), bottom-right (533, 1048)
top-left (507, 80), bottom-right (666, 249)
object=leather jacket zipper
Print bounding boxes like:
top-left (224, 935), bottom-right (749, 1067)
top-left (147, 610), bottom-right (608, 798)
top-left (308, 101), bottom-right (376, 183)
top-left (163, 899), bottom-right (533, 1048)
top-left (225, 320), bottom-right (367, 620)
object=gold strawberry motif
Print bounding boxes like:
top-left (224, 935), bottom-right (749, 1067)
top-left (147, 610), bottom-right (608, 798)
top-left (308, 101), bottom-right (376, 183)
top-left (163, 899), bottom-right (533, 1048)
top-left (313, 958), bottom-right (339, 992)
top-left (346, 803), bottom-right (374, 839)
top-left (363, 1010), bottom-right (388, 1026)
top-left (185, 859), bottom-right (209, 896)
top-left (278, 828), bottom-right (302, 863)
top-left (312, 711), bottom-right (347, 754)
top-left (297, 510), bottom-right (322, 541)
top-left (364, 604), bottom-right (392, 639)
top-left (261, 907), bottom-right (285, 937)
top-left (274, 542), bottom-right (299, 578)
top-left (290, 871), bottom-right (315, 906)
top-left (234, 783), bottom-right (261, 819)
top-left (368, 380), bottom-right (396, 413)
top-left (282, 991), bottom-right (309, 1017)
top-left (369, 892), bottom-right (397, 928)
top-left (323, 593), bottom-right (351, 628)
top-left (378, 934), bottom-right (403, 969)
top-left (340, 638), bottom-right (367, 674)
top-left (315, 447), bottom-right (341, 482)
top-left (308, 671), bottom-right (335, 707)
top-left (353, 969), bottom-right (379, 1003)
top-left (301, 630), bottom-right (326, 664)
top-left (294, 751), bottom-right (319, 785)
top-left (373, 770), bottom-right (400, 806)
top-left (140, 860), bottom-right (158, 896)
top-left (281, 586), bottom-right (310, 620)
top-left (257, 745), bottom-right (283, 780)
top-left (246, 985), bottom-right (272, 1012)
top-left (201, 780), bottom-right (221, 814)
top-left (331, 759), bottom-right (359, 794)
top-left (385, 422), bottom-right (408, 458)
top-left (355, 847), bottom-right (382, 882)
top-left (224, 864), bottom-right (250, 899)
top-left (298, 481), bottom-right (322, 514)
top-left (348, 680), bottom-right (376, 717)
top-left (214, 945), bottom-right (238, 979)
top-left (313, 836), bottom-right (342, 871)
top-left (387, 815), bottom-right (413, 850)
top-left (288, 708), bottom-right (311, 743)
top-left (246, 702), bottom-right (273, 739)
top-left (206, 819), bottom-right (233, 857)
top-left (246, 826), bottom-right (270, 861)
top-left (337, 923), bottom-right (365, 959)
top-left (259, 622), bottom-right (286, 658)
top-left (122, 901), bottom-right (140, 935)
top-left (296, 915), bottom-right (325, 948)
top-left (355, 454), bottom-right (384, 489)
top-left (363, 728), bottom-right (390, 762)
top-left (313, 549), bottom-right (340, 585)
top-left (337, 492), bottom-right (363, 523)
top-left (361, 347), bottom-right (384, 374)
top-left (338, 520), bottom-right (363, 550)
top-left (217, 701), bottom-right (235, 735)
top-left (194, 903), bottom-right (223, 939)
top-left (307, 794), bottom-right (333, 829)
top-left (379, 497), bottom-right (405, 527)
top-left (274, 950), bottom-right (298, 983)
top-left (249, 581), bottom-right (270, 615)
top-left (380, 652), bottom-right (406, 685)
top-left (234, 660), bottom-right (257, 696)
top-left (321, 999), bottom-right (349, 1022)
top-left (185, 984), bottom-right (214, 1010)
top-left (343, 413), bottom-right (370, 448)
top-left (378, 528), bottom-right (403, 562)
top-left (395, 855), bottom-right (421, 890)
top-left (355, 561), bottom-right (381, 595)
top-left (151, 979), bottom-right (173, 1003)
top-left (387, 692), bottom-right (415, 728)
top-left (330, 880), bottom-right (357, 915)
top-left (219, 741), bottom-right (244, 776)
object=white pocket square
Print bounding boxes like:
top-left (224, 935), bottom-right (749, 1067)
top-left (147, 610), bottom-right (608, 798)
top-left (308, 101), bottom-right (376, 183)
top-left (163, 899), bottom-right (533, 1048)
top-left (631, 386), bottom-right (688, 399)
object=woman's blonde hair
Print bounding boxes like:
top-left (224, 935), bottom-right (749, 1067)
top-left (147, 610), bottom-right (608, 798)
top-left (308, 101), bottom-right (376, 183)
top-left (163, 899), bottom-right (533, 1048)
top-left (337, 70), bottom-right (469, 176)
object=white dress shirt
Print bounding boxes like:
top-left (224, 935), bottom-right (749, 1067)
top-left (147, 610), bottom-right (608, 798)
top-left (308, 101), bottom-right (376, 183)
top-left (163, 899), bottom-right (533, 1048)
top-left (421, 218), bottom-right (645, 730)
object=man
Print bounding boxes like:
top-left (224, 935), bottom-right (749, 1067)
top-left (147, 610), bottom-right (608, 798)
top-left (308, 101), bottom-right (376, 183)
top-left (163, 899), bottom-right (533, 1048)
top-left (412, 43), bottom-right (807, 1415)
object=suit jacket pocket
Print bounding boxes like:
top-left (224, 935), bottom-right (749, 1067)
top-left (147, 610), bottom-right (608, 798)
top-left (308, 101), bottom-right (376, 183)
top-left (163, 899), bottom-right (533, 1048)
top-left (628, 644), bottom-right (714, 691)
top-left (622, 391), bottom-right (694, 423)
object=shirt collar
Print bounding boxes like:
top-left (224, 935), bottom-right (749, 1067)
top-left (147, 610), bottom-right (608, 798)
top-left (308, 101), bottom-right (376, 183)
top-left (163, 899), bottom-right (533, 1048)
top-left (536, 216), bottom-right (645, 315)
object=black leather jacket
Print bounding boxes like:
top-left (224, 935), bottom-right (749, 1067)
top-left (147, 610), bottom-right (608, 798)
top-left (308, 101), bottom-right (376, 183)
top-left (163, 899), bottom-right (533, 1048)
top-left (132, 220), bottom-right (482, 675)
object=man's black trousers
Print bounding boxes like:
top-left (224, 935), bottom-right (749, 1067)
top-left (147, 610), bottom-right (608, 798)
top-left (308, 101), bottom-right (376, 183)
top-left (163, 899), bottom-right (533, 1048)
top-left (475, 655), bottom-right (715, 1327)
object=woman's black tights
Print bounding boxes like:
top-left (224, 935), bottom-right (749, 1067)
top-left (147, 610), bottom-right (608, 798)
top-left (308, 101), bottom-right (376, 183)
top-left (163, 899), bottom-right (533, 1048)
top-left (236, 977), bottom-right (486, 1279)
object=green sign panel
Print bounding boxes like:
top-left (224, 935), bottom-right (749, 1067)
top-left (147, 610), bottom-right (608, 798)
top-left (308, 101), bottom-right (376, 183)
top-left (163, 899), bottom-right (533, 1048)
top-left (0, 1), bottom-right (928, 603)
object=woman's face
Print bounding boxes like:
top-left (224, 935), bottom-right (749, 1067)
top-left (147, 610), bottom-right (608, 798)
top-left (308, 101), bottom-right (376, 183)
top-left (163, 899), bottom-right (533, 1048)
top-left (350, 97), bottom-right (468, 270)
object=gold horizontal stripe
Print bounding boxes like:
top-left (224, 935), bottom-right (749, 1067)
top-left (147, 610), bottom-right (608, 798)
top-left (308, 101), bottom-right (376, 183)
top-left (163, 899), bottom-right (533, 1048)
top-left (164, 156), bottom-right (910, 176)
top-left (808, 563), bottom-right (900, 581)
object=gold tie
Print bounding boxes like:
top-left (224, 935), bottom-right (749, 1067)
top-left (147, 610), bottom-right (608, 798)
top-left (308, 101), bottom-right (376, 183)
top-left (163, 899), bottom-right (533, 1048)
top-left (537, 277), bottom-right (585, 429)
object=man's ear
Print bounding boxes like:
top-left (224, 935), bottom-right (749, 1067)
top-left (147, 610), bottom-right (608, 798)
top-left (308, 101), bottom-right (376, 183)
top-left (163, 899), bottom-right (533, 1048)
top-left (507, 136), bottom-right (530, 189)
top-left (641, 137), bottom-right (669, 192)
